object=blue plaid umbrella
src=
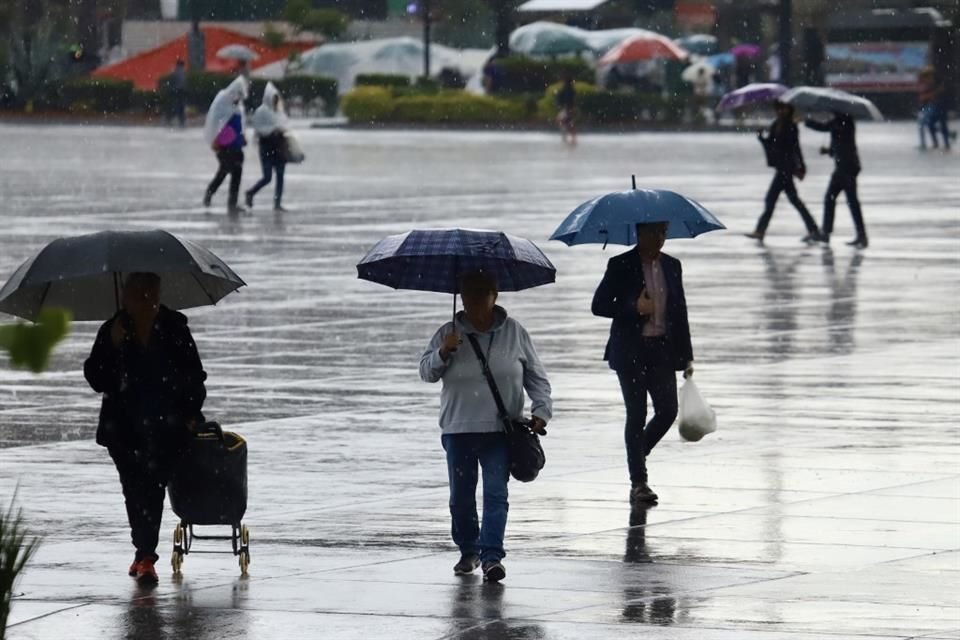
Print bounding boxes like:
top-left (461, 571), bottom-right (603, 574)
top-left (550, 179), bottom-right (726, 248)
top-left (357, 228), bottom-right (556, 314)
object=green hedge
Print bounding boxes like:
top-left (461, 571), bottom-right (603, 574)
top-left (355, 73), bottom-right (410, 88)
top-left (340, 86), bottom-right (394, 122)
top-left (494, 56), bottom-right (593, 95)
top-left (578, 92), bottom-right (686, 124)
top-left (59, 78), bottom-right (135, 113)
top-left (276, 75), bottom-right (338, 115)
top-left (342, 87), bottom-right (526, 124)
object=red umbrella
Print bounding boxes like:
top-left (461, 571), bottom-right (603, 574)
top-left (599, 33), bottom-right (689, 65)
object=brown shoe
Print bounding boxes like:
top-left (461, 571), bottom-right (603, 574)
top-left (630, 482), bottom-right (658, 504)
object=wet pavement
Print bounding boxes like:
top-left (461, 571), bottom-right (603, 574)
top-left (1, 121), bottom-right (958, 639)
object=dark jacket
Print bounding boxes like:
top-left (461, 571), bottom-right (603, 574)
top-left (591, 250), bottom-right (693, 372)
top-left (806, 115), bottom-right (860, 174)
top-left (84, 306), bottom-right (206, 451)
top-left (259, 130), bottom-right (286, 162)
top-left (760, 118), bottom-right (805, 174)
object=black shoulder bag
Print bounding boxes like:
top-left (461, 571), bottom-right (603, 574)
top-left (466, 334), bottom-right (545, 483)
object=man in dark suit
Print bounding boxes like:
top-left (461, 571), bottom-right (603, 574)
top-left (805, 111), bottom-right (868, 248)
top-left (592, 223), bottom-right (694, 504)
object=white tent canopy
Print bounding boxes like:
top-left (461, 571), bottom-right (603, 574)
top-left (253, 37), bottom-right (490, 94)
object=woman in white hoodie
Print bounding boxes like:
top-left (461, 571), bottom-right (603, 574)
top-left (245, 82), bottom-right (288, 212)
top-left (203, 76), bottom-right (248, 215)
top-left (420, 271), bottom-right (552, 583)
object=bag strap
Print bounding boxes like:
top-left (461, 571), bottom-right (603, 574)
top-left (466, 334), bottom-right (513, 432)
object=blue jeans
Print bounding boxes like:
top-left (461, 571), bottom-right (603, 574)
top-left (247, 152), bottom-right (285, 206)
top-left (441, 432), bottom-right (510, 562)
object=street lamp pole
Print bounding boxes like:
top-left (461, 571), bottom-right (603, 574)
top-left (423, 0), bottom-right (432, 78)
top-left (779, 0), bottom-right (792, 85)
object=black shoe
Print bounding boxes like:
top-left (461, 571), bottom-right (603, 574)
top-left (274, 204), bottom-right (288, 213)
top-left (453, 553), bottom-right (480, 576)
top-left (228, 205), bottom-right (248, 216)
top-left (743, 231), bottom-right (764, 242)
top-left (820, 233), bottom-right (830, 244)
top-left (846, 237), bottom-right (868, 249)
top-left (630, 481), bottom-right (658, 504)
top-left (245, 191), bottom-right (254, 208)
top-left (481, 560), bottom-right (506, 583)
top-left (801, 232), bottom-right (822, 244)
top-left (202, 193), bottom-right (212, 208)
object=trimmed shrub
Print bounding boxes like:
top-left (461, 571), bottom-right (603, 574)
top-left (494, 56), bottom-right (593, 95)
top-left (131, 89), bottom-right (164, 115)
top-left (185, 71), bottom-right (233, 111)
top-left (60, 78), bottom-right (134, 113)
top-left (537, 81), bottom-right (599, 120)
top-left (391, 92), bottom-right (525, 124)
top-left (355, 73), bottom-right (410, 88)
top-left (277, 75), bottom-right (338, 115)
top-left (341, 86), bottom-right (394, 122)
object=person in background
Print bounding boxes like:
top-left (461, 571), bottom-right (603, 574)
top-left (84, 273), bottom-right (207, 586)
top-left (170, 59), bottom-right (187, 128)
top-left (555, 74), bottom-right (577, 146)
top-left (591, 223), bottom-right (694, 505)
top-left (419, 271), bottom-right (552, 584)
top-left (245, 82), bottom-right (289, 212)
top-left (806, 111), bottom-right (868, 248)
top-left (746, 101), bottom-right (823, 243)
top-left (203, 76), bottom-right (248, 215)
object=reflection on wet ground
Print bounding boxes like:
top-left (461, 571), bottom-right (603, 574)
top-left (1, 122), bottom-right (958, 638)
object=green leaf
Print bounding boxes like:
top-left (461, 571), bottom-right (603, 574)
top-left (0, 308), bottom-right (72, 373)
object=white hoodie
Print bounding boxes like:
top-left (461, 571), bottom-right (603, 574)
top-left (203, 76), bottom-right (248, 145)
top-left (252, 81), bottom-right (288, 138)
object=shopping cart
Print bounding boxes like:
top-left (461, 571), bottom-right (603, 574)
top-left (167, 422), bottom-right (250, 575)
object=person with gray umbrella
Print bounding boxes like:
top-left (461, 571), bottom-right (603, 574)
top-left (806, 111), bottom-right (868, 249)
top-left (84, 272), bottom-right (208, 586)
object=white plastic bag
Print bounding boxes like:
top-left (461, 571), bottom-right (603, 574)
top-left (677, 378), bottom-right (716, 442)
top-left (283, 131), bottom-right (305, 164)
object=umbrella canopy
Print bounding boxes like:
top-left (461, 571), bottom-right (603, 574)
top-left (581, 28), bottom-right (658, 56)
top-left (216, 44), bottom-right (260, 61)
top-left (730, 43), bottom-right (761, 58)
top-left (780, 86), bottom-right (883, 120)
top-left (717, 82), bottom-right (788, 111)
top-left (599, 33), bottom-right (688, 65)
top-left (509, 22), bottom-right (591, 57)
top-left (550, 182), bottom-right (726, 247)
top-left (0, 230), bottom-right (245, 321)
top-left (357, 228), bottom-right (556, 294)
top-left (675, 34), bottom-right (717, 56)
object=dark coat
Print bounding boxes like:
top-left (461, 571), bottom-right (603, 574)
top-left (591, 250), bottom-right (693, 372)
top-left (84, 306), bottom-right (206, 452)
top-left (761, 118), bottom-right (806, 174)
top-left (806, 115), bottom-right (860, 174)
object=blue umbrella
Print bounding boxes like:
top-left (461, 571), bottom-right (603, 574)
top-left (550, 177), bottom-right (726, 248)
top-left (357, 228), bottom-right (556, 316)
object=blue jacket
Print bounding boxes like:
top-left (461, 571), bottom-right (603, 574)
top-left (591, 250), bottom-right (693, 371)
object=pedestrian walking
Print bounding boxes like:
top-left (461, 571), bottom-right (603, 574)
top-left (591, 222), bottom-right (694, 505)
top-left (245, 82), bottom-right (289, 212)
top-left (745, 101), bottom-right (823, 243)
top-left (203, 76), bottom-right (248, 215)
top-left (918, 68), bottom-right (954, 151)
top-left (419, 271), bottom-right (552, 583)
top-left (170, 59), bottom-right (187, 128)
top-left (806, 112), bottom-right (868, 248)
top-left (555, 75), bottom-right (577, 146)
top-left (83, 273), bottom-right (207, 586)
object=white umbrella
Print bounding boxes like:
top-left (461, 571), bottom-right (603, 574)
top-left (781, 86), bottom-right (883, 121)
top-left (216, 44), bottom-right (260, 62)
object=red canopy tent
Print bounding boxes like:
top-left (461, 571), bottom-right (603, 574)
top-left (93, 27), bottom-right (315, 90)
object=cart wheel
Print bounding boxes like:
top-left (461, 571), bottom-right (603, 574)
top-left (173, 524), bottom-right (183, 546)
top-left (172, 550), bottom-right (183, 575)
top-left (241, 525), bottom-right (250, 547)
top-left (239, 550), bottom-right (250, 575)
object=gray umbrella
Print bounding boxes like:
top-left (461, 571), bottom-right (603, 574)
top-left (780, 86), bottom-right (883, 121)
top-left (0, 230), bottom-right (245, 321)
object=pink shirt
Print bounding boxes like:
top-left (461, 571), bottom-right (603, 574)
top-left (641, 256), bottom-right (668, 337)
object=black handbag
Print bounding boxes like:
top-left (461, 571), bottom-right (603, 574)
top-left (466, 334), bottom-right (545, 483)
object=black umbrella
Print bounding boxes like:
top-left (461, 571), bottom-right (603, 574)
top-left (0, 230), bottom-right (245, 321)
